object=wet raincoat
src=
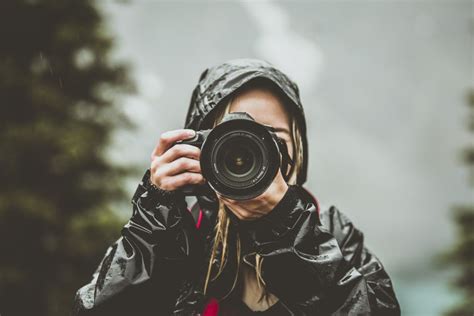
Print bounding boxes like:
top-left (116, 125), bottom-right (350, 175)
top-left (73, 59), bottom-right (401, 315)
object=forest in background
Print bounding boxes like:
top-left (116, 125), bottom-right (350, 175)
top-left (0, 1), bottom-right (136, 315)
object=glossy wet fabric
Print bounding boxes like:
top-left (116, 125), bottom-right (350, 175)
top-left (73, 59), bottom-right (401, 315)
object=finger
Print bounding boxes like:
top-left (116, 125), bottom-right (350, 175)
top-left (217, 193), bottom-right (240, 204)
top-left (160, 144), bottom-right (201, 164)
top-left (151, 129), bottom-right (195, 158)
top-left (160, 157), bottom-right (201, 177)
top-left (160, 172), bottom-right (205, 191)
top-left (226, 205), bottom-right (259, 221)
top-left (220, 195), bottom-right (257, 208)
top-left (223, 203), bottom-right (244, 219)
top-left (221, 196), bottom-right (268, 218)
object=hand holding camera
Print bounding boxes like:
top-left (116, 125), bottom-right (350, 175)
top-left (150, 112), bottom-right (292, 219)
top-left (150, 129), bottom-right (206, 191)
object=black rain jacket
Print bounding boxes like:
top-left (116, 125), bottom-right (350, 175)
top-left (73, 59), bottom-right (401, 315)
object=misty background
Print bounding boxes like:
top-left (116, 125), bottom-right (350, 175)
top-left (102, 1), bottom-right (472, 315)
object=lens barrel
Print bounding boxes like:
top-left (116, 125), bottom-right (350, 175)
top-left (200, 116), bottom-right (280, 200)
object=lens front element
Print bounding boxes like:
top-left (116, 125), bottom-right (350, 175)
top-left (223, 142), bottom-right (255, 177)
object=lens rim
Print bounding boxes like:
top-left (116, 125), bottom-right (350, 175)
top-left (200, 118), bottom-right (280, 200)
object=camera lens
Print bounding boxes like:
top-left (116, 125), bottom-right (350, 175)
top-left (223, 142), bottom-right (255, 176)
top-left (200, 115), bottom-right (281, 200)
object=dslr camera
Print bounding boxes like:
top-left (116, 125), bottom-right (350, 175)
top-left (178, 112), bottom-right (292, 200)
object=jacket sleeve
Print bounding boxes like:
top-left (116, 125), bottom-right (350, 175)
top-left (72, 169), bottom-right (203, 316)
top-left (242, 185), bottom-right (401, 315)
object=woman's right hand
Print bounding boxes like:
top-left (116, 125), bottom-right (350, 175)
top-left (150, 129), bottom-right (205, 191)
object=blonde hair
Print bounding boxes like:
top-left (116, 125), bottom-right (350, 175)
top-left (203, 81), bottom-right (304, 302)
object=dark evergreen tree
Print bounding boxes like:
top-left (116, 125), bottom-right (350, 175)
top-left (0, 1), bottom-right (135, 315)
top-left (440, 90), bottom-right (474, 316)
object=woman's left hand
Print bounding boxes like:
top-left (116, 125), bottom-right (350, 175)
top-left (218, 170), bottom-right (289, 221)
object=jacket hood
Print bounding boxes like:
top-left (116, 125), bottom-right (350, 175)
top-left (184, 58), bottom-right (309, 185)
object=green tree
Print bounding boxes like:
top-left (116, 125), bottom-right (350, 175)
top-left (0, 1), bottom-right (135, 315)
top-left (440, 90), bottom-right (474, 316)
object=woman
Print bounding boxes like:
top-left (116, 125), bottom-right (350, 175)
top-left (73, 58), bottom-right (401, 315)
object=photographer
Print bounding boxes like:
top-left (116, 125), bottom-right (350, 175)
top-left (73, 59), bottom-right (401, 315)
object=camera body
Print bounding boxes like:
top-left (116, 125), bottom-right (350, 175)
top-left (178, 112), bottom-right (286, 200)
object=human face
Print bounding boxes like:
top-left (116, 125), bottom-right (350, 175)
top-left (229, 88), bottom-right (294, 161)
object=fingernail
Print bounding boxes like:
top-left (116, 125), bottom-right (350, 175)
top-left (185, 129), bottom-right (195, 137)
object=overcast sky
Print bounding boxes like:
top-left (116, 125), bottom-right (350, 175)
top-left (99, 1), bottom-right (473, 315)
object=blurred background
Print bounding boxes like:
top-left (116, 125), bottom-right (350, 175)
top-left (0, 0), bottom-right (472, 315)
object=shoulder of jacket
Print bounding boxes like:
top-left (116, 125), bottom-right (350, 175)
top-left (318, 203), bottom-right (351, 225)
top-left (317, 203), bottom-right (362, 244)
